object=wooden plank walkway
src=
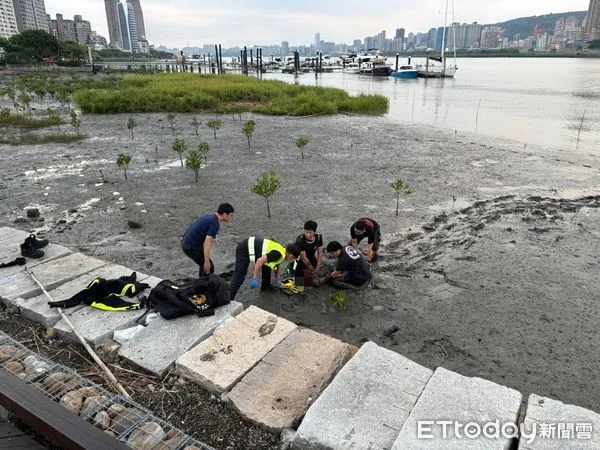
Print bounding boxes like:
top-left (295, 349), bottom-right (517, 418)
top-left (0, 421), bottom-right (46, 449)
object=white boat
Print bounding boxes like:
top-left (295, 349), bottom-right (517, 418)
top-left (416, 0), bottom-right (458, 78)
top-left (342, 62), bottom-right (361, 74)
top-left (358, 53), bottom-right (392, 76)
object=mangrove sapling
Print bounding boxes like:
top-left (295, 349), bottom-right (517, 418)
top-left (127, 117), bottom-right (137, 139)
top-left (116, 153), bottom-right (132, 180)
top-left (296, 137), bottom-right (308, 160)
top-left (191, 117), bottom-right (201, 136)
top-left (47, 108), bottom-right (62, 131)
top-left (391, 179), bottom-right (411, 217)
top-left (166, 113), bottom-right (176, 131)
top-left (577, 109), bottom-right (587, 144)
top-left (251, 171), bottom-right (281, 219)
top-left (185, 143), bottom-right (209, 183)
top-left (18, 92), bottom-right (32, 116)
top-left (242, 120), bottom-right (256, 148)
top-left (172, 138), bottom-right (187, 167)
top-left (70, 111), bottom-right (82, 135)
top-left (207, 119), bottom-right (222, 140)
top-left (99, 169), bottom-right (108, 183)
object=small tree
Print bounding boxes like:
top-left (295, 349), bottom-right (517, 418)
top-left (185, 142), bottom-right (209, 183)
top-left (252, 171), bottom-right (281, 219)
top-left (191, 117), bottom-right (201, 136)
top-left (18, 92), bottom-right (32, 116)
top-left (172, 137), bottom-right (187, 167)
top-left (117, 153), bottom-right (132, 180)
top-left (47, 108), bottom-right (62, 130)
top-left (127, 117), bottom-right (137, 139)
top-left (391, 179), bottom-right (411, 217)
top-left (242, 120), bottom-right (256, 148)
top-left (166, 113), bottom-right (176, 131)
top-left (56, 89), bottom-right (71, 109)
top-left (207, 119), bottom-right (222, 140)
top-left (296, 137), bottom-right (308, 160)
top-left (70, 110), bottom-right (82, 135)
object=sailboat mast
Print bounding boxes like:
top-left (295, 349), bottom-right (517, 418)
top-left (441, 0), bottom-right (448, 74)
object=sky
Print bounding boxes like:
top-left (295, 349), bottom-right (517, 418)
top-left (45, 0), bottom-right (591, 48)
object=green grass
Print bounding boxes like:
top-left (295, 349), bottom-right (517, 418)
top-left (0, 133), bottom-right (86, 145)
top-left (0, 110), bottom-right (55, 129)
top-left (74, 74), bottom-right (389, 116)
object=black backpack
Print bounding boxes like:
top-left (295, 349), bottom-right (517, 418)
top-left (146, 275), bottom-right (230, 320)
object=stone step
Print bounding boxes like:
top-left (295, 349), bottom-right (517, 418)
top-left (52, 271), bottom-right (159, 346)
top-left (293, 341), bottom-right (433, 450)
top-left (0, 241), bottom-right (72, 280)
top-left (175, 305), bottom-right (298, 394)
top-left (518, 394), bottom-right (600, 449)
top-left (0, 227), bottom-right (30, 244)
top-left (120, 302), bottom-right (244, 377)
top-left (392, 367), bottom-right (522, 449)
top-left (0, 252), bottom-right (105, 305)
top-left (228, 328), bottom-right (356, 433)
top-left (16, 265), bottom-right (151, 328)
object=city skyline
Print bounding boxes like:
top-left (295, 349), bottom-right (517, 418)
top-left (44, 0), bottom-right (590, 48)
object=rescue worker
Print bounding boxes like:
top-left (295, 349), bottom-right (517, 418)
top-left (229, 237), bottom-right (301, 300)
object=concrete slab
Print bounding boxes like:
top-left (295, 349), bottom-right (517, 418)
top-left (0, 242), bottom-right (72, 280)
top-left (0, 227), bottom-right (30, 244)
top-left (392, 367), bottom-right (522, 450)
top-left (175, 305), bottom-right (298, 394)
top-left (228, 328), bottom-right (356, 433)
top-left (293, 341), bottom-right (433, 450)
top-left (15, 264), bottom-right (141, 328)
top-left (518, 394), bottom-right (600, 449)
top-left (0, 253), bottom-right (105, 305)
top-left (119, 302), bottom-right (244, 377)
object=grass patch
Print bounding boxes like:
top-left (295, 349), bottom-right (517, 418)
top-left (0, 110), bottom-right (55, 129)
top-left (74, 74), bottom-right (388, 116)
top-left (0, 133), bottom-right (86, 145)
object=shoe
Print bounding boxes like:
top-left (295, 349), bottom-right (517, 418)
top-left (21, 241), bottom-right (44, 259)
top-left (24, 234), bottom-right (49, 249)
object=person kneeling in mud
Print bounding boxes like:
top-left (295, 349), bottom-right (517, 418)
top-left (313, 241), bottom-right (372, 289)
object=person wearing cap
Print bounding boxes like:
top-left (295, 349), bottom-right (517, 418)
top-left (229, 237), bottom-right (301, 300)
top-left (350, 218), bottom-right (381, 263)
top-left (323, 240), bottom-right (372, 289)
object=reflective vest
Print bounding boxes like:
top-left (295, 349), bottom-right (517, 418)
top-left (248, 237), bottom-right (286, 270)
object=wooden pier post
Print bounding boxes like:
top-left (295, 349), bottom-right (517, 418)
top-left (395, 53), bottom-right (399, 71)
top-left (219, 44), bottom-right (223, 73)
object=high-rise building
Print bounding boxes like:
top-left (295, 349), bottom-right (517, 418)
top-left (480, 26), bottom-right (503, 49)
top-left (0, 0), bottom-right (19, 38)
top-left (585, 0), bottom-right (600, 41)
top-left (104, 0), bottom-right (121, 48)
top-left (554, 18), bottom-right (565, 39)
top-left (51, 13), bottom-right (76, 42)
top-left (465, 22), bottom-right (481, 48)
top-left (314, 32), bottom-right (320, 50)
top-left (129, 0), bottom-right (145, 40)
top-left (73, 14), bottom-right (91, 45)
top-left (280, 40), bottom-right (289, 56)
top-left (117, 1), bottom-right (131, 51)
top-left (12, 0), bottom-right (49, 33)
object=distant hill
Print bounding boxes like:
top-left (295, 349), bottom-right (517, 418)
top-left (485, 11), bottom-right (587, 39)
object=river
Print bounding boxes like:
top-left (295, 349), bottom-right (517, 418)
top-left (260, 57), bottom-right (600, 153)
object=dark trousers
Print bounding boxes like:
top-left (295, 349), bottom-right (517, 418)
top-left (182, 243), bottom-right (214, 277)
top-left (356, 228), bottom-right (381, 251)
top-left (229, 241), bottom-right (272, 300)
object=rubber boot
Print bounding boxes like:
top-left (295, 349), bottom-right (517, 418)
top-left (24, 234), bottom-right (49, 249)
top-left (21, 241), bottom-right (44, 259)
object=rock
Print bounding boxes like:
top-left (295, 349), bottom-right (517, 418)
top-left (280, 428), bottom-right (296, 449)
top-left (46, 328), bottom-right (56, 339)
top-left (58, 219), bottom-right (67, 224)
top-left (14, 217), bottom-right (28, 224)
top-left (42, 372), bottom-right (79, 397)
top-left (111, 408), bottom-right (146, 435)
top-left (26, 208), bottom-right (40, 218)
top-left (59, 390), bottom-right (84, 415)
top-left (153, 429), bottom-right (186, 450)
top-left (23, 355), bottom-right (52, 376)
top-left (126, 422), bottom-right (165, 449)
top-left (68, 208), bottom-right (78, 213)
top-left (94, 410), bottom-right (111, 430)
top-left (127, 220), bottom-right (142, 229)
top-left (120, 205), bottom-right (127, 210)
top-left (3, 361), bottom-right (24, 376)
top-left (81, 395), bottom-right (110, 417)
top-left (106, 403), bottom-right (127, 419)
top-left (0, 344), bottom-right (18, 362)
top-left (77, 386), bottom-right (101, 399)
top-left (104, 430), bottom-right (116, 438)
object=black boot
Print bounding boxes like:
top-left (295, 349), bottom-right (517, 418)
top-left (24, 234), bottom-right (48, 249)
top-left (21, 241), bottom-right (44, 259)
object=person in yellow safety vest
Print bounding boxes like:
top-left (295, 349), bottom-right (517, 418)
top-left (229, 237), bottom-right (301, 300)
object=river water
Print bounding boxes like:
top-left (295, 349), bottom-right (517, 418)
top-left (261, 57), bottom-right (600, 153)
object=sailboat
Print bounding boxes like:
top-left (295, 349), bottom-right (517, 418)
top-left (416, 0), bottom-right (458, 78)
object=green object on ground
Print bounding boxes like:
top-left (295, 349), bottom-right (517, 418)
top-left (330, 290), bottom-right (348, 311)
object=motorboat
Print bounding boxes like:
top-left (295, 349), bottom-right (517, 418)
top-left (391, 65), bottom-right (418, 79)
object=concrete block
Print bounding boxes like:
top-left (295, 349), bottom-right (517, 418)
top-left (0, 227), bottom-right (30, 244)
top-left (0, 253), bottom-right (105, 305)
top-left (15, 264), bottom-right (141, 328)
top-left (228, 328), bottom-right (356, 433)
top-left (119, 302), bottom-right (244, 377)
top-left (518, 394), bottom-right (600, 449)
top-left (0, 242), bottom-right (72, 281)
top-left (175, 305), bottom-right (297, 394)
top-left (293, 341), bottom-right (433, 450)
top-left (392, 367), bottom-right (522, 449)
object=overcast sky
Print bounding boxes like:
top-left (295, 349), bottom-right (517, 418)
top-left (45, 0), bottom-right (590, 48)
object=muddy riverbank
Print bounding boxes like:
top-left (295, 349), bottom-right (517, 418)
top-left (2, 106), bottom-right (600, 416)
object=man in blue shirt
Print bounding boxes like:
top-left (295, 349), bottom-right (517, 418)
top-left (182, 203), bottom-right (234, 277)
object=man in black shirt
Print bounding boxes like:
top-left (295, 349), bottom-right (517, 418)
top-left (350, 218), bottom-right (381, 263)
top-left (325, 241), bottom-right (372, 289)
top-left (294, 220), bottom-right (325, 288)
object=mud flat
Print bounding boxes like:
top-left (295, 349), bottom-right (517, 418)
top-left (2, 107), bottom-right (600, 414)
